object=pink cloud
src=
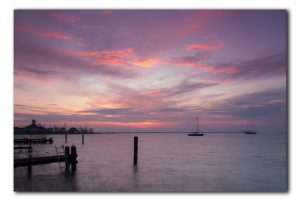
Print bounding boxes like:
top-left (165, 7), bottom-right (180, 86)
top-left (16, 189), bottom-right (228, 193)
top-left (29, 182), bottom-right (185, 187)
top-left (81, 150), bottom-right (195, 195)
top-left (174, 21), bottom-right (202, 37)
top-left (61, 43), bottom-right (234, 74)
top-left (63, 48), bottom-right (165, 68)
top-left (51, 119), bottom-right (177, 129)
top-left (64, 48), bottom-right (135, 66)
top-left (132, 58), bottom-right (163, 68)
top-left (185, 42), bottom-right (224, 51)
top-left (40, 31), bottom-right (70, 40)
top-left (174, 11), bottom-right (227, 38)
top-left (17, 24), bottom-right (71, 40)
top-left (201, 118), bottom-right (263, 127)
top-left (92, 121), bottom-right (175, 128)
top-left (48, 11), bottom-right (95, 29)
top-left (169, 56), bottom-right (239, 75)
top-left (48, 11), bottom-right (80, 25)
top-left (201, 65), bottom-right (239, 74)
top-left (101, 10), bottom-right (114, 15)
top-left (217, 79), bottom-right (234, 84)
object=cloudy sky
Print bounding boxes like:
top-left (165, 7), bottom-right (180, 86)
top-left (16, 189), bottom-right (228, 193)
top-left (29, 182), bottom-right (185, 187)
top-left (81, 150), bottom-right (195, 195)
top-left (14, 10), bottom-right (286, 133)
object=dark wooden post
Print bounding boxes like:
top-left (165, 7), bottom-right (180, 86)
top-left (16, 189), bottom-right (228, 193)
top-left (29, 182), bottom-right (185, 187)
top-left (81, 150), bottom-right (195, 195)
top-left (65, 133), bottom-right (67, 143)
top-left (49, 137), bottom-right (53, 144)
top-left (65, 146), bottom-right (70, 172)
top-left (29, 136), bottom-right (32, 153)
top-left (70, 145), bottom-right (77, 172)
top-left (82, 133), bottom-right (84, 145)
top-left (133, 136), bottom-right (138, 166)
top-left (27, 153), bottom-right (32, 175)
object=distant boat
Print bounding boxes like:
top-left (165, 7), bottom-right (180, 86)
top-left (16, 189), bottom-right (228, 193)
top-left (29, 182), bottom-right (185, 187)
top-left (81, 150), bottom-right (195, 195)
top-left (188, 117), bottom-right (204, 136)
top-left (243, 122), bottom-right (257, 134)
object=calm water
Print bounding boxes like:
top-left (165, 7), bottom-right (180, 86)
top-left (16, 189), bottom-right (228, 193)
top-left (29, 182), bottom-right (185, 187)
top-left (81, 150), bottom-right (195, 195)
top-left (14, 133), bottom-right (287, 192)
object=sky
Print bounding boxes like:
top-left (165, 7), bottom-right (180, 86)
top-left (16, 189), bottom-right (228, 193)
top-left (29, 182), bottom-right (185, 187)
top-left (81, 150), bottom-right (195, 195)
top-left (14, 10), bottom-right (287, 133)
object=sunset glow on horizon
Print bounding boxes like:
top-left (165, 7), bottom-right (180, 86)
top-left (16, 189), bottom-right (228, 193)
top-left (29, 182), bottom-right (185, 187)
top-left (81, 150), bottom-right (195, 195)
top-left (14, 10), bottom-right (287, 133)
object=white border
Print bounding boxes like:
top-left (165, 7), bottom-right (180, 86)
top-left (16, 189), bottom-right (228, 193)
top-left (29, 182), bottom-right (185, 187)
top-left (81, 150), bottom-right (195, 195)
top-left (1, 0), bottom-right (299, 200)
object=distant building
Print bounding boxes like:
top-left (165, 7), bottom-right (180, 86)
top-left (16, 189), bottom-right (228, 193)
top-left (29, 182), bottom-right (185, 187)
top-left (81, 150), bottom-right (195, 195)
top-left (47, 127), bottom-right (54, 133)
top-left (14, 119), bottom-right (94, 134)
top-left (14, 126), bottom-right (22, 134)
top-left (69, 127), bottom-right (78, 134)
top-left (14, 119), bottom-right (48, 134)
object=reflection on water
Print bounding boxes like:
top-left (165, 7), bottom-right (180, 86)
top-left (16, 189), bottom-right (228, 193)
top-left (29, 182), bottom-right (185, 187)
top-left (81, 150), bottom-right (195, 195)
top-left (14, 133), bottom-right (286, 192)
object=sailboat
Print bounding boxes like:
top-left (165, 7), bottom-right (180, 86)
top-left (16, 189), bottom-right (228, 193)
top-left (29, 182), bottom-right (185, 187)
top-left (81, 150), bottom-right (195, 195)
top-left (188, 117), bottom-right (204, 136)
top-left (243, 122), bottom-right (257, 134)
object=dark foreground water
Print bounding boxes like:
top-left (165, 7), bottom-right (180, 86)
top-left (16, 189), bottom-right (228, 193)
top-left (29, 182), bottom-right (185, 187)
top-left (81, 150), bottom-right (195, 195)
top-left (14, 133), bottom-right (287, 192)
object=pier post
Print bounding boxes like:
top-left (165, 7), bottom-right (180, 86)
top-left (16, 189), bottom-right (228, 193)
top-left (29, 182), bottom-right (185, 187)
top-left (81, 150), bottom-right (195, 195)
top-left (27, 153), bottom-right (32, 175)
top-left (65, 133), bottom-right (67, 144)
top-left (70, 145), bottom-right (78, 172)
top-left (133, 136), bottom-right (138, 166)
top-left (65, 146), bottom-right (70, 172)
top-left (49, 137), bottom-right (53, 144)
top-left (82, 133), bottom-right (84, 145)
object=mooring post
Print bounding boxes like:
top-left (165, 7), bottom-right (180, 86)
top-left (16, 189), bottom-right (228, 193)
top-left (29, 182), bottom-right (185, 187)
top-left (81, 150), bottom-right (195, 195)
top-left (133, 136), bottom-right (138, 166)
top-left (65, 133), bottom-right (67, 144)
top-left (27, 153), bottom-right (32, 175)
top-left (70, 145), bottom-right (78, 172)
top-left (65, 146), bottom-right (70, 172)
top-left (82, 133), bottom-right (84, 145)
top-left (49, 137), bottom-right (53, 144)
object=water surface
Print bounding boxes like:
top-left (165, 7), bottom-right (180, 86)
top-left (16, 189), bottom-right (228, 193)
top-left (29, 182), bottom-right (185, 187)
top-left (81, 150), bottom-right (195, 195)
top-left (14, 133), bottom-right (287, 192)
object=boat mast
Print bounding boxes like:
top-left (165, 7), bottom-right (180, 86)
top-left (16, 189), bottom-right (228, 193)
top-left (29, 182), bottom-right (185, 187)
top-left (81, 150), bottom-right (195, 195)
top-left (196, 116), bottom-right (198, 132)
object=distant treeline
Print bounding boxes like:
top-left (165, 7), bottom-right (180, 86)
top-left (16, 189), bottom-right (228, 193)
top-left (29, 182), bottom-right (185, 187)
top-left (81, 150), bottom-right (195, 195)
top-left (14, 122), bottom-right (94, 135)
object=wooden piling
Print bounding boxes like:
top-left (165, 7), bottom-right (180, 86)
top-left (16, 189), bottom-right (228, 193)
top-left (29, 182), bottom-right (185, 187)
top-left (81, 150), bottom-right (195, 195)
top-left (65, 146), bottom-right (70, 172)
top-left (70, 145), bottom-right (77, 172)
top-left (133, 136), bottom-right (138, 166)
top-left (27, 153), bottom-right (32, 175)
top-left (65, 133), bottom-right (67, 143)
top-left (82, 133), bottom-right (84, 145)
top-left (49, 137), bottom-right (53, 144)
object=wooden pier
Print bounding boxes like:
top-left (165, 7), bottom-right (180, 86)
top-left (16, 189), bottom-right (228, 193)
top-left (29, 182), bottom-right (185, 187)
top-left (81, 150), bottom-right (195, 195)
top-left (14, 145), bottom-right (78, 173)
top-left (14, 146), bottom-right (32, 153)
top-left (14, 155), bottom-right (66, 167)
top-left (14, 137), bottom-right (53, 144)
